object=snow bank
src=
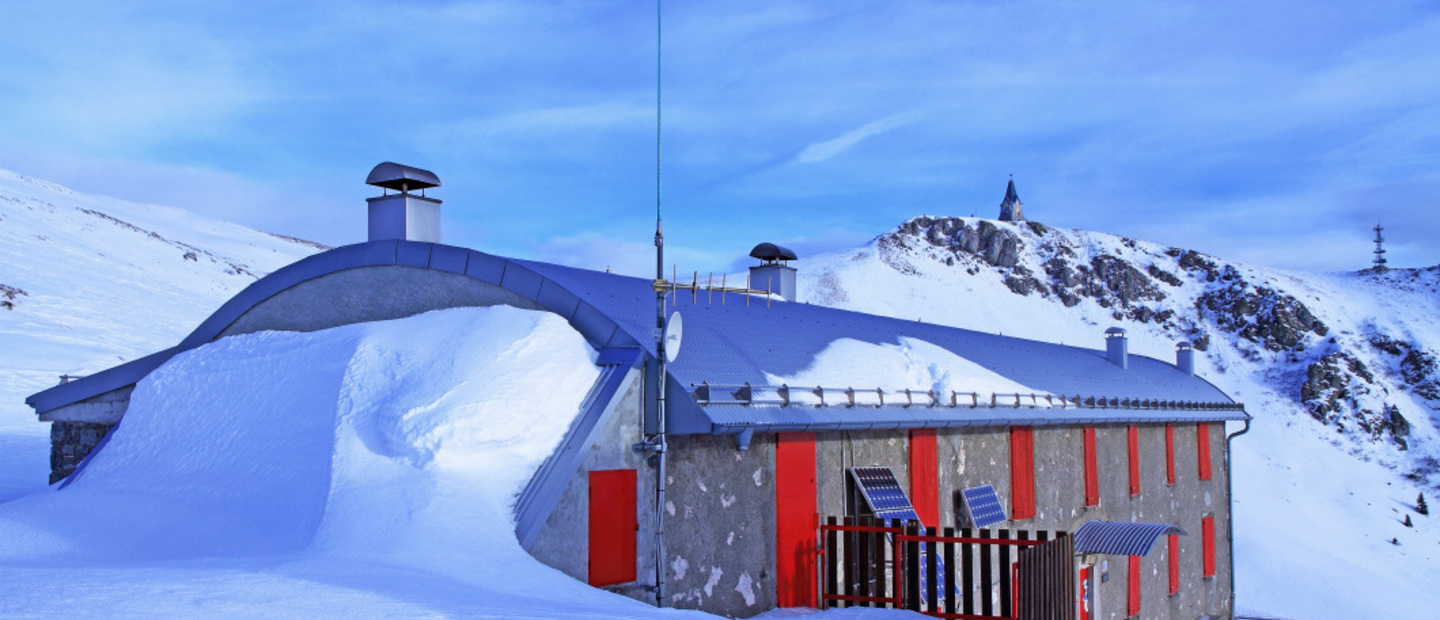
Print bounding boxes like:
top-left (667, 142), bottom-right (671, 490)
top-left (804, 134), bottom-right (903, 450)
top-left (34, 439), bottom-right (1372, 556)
top-left (766, 337), bottom-right (1048, 398)
top-left (0, 304), bottom-right (930, 619)
top-left (0, 306), bottom-right (597, 573)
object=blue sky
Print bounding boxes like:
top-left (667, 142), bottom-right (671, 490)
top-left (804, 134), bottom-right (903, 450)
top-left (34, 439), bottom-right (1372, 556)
top-left (2, 1), bottom-right (1438, 276)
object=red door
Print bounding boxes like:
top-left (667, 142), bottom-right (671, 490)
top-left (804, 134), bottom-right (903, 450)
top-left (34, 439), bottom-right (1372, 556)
top-left (775, 432), bottom-right (817, 607)
top-left (588, 469), bottom-right (637, 586)
top-left (909, 429), bottom-right (938, 529)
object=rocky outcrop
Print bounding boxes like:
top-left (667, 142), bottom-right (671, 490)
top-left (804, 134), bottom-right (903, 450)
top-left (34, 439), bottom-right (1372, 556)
top-left (1195, 282), bottom-right (1326, 352)
top-left (1301, 351), bottom-right (1407, 447)
top-left (869, 215), bottom-right (1428, 455)
top-left (1, 283), bottom-right (27, 310)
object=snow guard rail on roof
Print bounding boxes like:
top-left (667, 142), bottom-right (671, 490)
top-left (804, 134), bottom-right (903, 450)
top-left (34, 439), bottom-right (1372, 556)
top-left (692, 382), bottom-right (1244, 412)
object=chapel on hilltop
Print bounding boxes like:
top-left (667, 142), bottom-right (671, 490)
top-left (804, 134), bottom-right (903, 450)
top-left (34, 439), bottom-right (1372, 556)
top-left (999, 177), bottom-right (1025, 222)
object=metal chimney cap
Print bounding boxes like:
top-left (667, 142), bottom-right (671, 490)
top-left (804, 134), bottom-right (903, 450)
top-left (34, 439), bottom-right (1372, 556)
top-left (1177, 341), bottom-right (1193, 350)
top-left (1105, 327), bottom-right (1127, 337)
top-left (750, 242), bottom-right (798, 262)
top-left (367, 162), bottom-right (440, 192)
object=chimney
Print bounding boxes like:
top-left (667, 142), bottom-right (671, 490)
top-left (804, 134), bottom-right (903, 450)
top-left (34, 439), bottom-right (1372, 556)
top-left (366, 162), bottom-right (441, 243)
top-left (1105, 327), bottom-right (1128, 369)
top-left (748, 242), bottom-right (798, 302)
top-left (1176, 341), bottom-right (1195, 376)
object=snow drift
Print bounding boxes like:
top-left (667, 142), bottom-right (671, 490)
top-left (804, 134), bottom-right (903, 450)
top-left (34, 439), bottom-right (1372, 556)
top-left (0, 306), bottom-right (604, 585)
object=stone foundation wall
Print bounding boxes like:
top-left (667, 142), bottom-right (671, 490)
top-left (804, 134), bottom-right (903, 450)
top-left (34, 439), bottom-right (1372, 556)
top-left (49, 421), bottom-right (114, 483)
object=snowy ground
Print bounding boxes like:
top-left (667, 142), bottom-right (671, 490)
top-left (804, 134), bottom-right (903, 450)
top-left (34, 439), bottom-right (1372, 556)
top-left (0, 307), bottom-right (918, 619)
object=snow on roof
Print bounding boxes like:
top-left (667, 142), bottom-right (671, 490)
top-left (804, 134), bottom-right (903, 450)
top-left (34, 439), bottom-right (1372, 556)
top-left (29, 241), bottom-right (1246, 433)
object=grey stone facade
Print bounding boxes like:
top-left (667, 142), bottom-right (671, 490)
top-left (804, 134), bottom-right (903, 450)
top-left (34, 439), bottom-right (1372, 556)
top-left (49, 421), bottom-right (114, 483)
top-left (530, 418), bottom-right (1233, 619)
top-left (527, 371), bottom-right (659, 605)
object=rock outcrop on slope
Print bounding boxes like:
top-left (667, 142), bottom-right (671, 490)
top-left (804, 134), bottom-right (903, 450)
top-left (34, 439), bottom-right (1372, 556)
top-left (806, 215), bottom-right (1440, 467)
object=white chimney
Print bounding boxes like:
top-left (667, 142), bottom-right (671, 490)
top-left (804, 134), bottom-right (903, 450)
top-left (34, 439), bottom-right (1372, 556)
top-left (1105, 327), bottom-right (1128, 369)
top-left (748, 242), bottom-right (798, 302)
top-left (1176, 341), bottom-right (1195, 376)
top-left (366, 162), bottom-right (441, 243)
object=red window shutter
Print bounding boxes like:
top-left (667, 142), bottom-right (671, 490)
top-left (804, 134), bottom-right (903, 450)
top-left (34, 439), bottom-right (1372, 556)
top-left (1165, 423), bottom-right (1176, 486)
top-left (909, 429), bottom-right (939, 529)
top-left (775, 432), bottom-right (817, 608)
top-left (1202, 515), bottom-right (1216, 578)
top-left (1197, 423), bottom-right (1213, 481)
top-left (588, 469), bottom-right (637, 587)
top-left (1127, 555), bottom-right (1141, 617)
top-left (1167, 534), bottom-right (1179, 595)
top-left (1127, 425), bottom-right (1140, 497)
top-left (1010, 426), bottom-right (1035, 520)
top-left (1083, 427), bottom-right (1099, 507)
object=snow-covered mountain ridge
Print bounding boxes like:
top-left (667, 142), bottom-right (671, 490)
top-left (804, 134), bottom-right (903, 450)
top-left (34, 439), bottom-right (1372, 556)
top-left (808, 215), bottom-right (1440, 461)
top-left (801, 215), bottom-right (1440, 618)
top-left (0, 169), bottom-right (325, 431)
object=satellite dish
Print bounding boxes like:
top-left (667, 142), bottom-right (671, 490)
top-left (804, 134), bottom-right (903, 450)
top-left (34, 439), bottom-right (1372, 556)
top-left (664, 312), bottom-right (683, 363)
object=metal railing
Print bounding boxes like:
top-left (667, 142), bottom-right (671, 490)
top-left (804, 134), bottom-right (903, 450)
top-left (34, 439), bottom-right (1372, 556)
top-left (691, 382), bottom-right (1244, 412)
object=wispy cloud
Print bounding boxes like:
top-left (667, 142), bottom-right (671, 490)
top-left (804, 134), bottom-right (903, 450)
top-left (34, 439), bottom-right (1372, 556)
top-left (795, 112), bottom-right (920, 164)
top-left (1, 1), bottom-right (1439, 271)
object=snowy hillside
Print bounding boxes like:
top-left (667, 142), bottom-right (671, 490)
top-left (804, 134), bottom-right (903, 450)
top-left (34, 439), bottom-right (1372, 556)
top-left (800, 216), bottom-right (1440, 619)
top-left (0, 169), bottom-right (325, 433)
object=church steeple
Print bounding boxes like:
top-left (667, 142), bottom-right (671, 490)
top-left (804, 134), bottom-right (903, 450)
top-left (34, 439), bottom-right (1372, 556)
top-left (999, 175), bottom-right (1025, 222)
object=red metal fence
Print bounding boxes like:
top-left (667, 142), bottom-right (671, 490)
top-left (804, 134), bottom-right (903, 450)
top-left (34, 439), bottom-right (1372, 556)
top-left (819, 516), bottom-right (1074, 620)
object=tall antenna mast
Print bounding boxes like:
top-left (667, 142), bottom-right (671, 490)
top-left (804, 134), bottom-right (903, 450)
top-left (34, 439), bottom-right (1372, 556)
top-left (647, 0), bottom-right (669, 608)
top-left (1373, 222), bottom-right (1387, 270)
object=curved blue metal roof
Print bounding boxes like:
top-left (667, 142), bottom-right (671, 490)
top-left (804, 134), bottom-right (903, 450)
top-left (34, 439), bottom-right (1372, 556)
top-left (28, 241), bottom-right (1246, 433)
top-left (1073, 520), bottom-right (1186, 557)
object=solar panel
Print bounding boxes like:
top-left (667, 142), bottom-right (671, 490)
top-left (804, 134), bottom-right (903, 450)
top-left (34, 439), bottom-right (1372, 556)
top-left (961, 484), bottom-right (1007, 528)
top-left (850, 467), bottom-right (920, 522)
top-left (849, 467), bottom-right (949, 602)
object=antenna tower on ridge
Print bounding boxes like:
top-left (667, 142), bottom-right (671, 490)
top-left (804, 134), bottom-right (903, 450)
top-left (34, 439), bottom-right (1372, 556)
top-left (1373, 223), bottom-right (1388, 270)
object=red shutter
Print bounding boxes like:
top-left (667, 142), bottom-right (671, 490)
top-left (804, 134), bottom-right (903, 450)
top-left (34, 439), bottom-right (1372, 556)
top-left (1167, 534), bottom-right (1179, 595)
top-left (588, 469), bottom-right (637, 587)
top-left (1010, 426), bottom-right (1035, 520)
top-left (776, 432), bottom-right (817, 607)
top-left (1202, 515), bottom-right (1216, 578)
top-left (1083, 426), bottom-right (1099, 507)
top-left (1197, 423), bottom-right (1213, 481)
top-left (1127, 425), bottom-right (1140, 497)
top-left (1127, 555), bottom-right (1141, 617)
top-left (1165, 423), bottom-right (1176, 486)
top-left (909, 429), bottom-right (939, 529)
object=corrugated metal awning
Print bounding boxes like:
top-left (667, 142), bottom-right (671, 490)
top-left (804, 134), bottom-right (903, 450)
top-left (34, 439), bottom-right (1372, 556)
top-left (1073, 520), bottom-right (1186, 556)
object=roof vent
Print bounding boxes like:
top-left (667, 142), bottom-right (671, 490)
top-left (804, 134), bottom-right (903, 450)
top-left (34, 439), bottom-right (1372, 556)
top-left (749, 242), bottom-right (798, 302)
top-left (750, 242), bottom-right (798, 263)
top-left (1176, 341), bottom-right (1195, 376)
top-left (1105, 327), bottom-right (1128, 369)
top-left (366, 162), bottom-right (441, 243)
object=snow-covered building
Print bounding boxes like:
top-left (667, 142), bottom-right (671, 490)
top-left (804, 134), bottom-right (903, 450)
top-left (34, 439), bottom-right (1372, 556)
top-left (27, 164), bottom-right (1248, 619)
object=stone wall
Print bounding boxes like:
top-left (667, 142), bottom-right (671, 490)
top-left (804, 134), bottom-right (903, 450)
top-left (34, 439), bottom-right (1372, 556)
top-left (49, 421), bottom-right (114, 483)
top-left (527, 371), bottom-right (656, 604)
top-left (665, 433), bottom-right (777, 616)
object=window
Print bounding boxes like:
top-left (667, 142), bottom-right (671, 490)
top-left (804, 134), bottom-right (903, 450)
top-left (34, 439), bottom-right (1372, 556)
top-left (1128, 555), bottom-right (1141, 617)
top-left (1083, 427), bottom-right (1099, 506)
top-left (909, 429), bottom-right (938, 528)
top-left (1010, 426), bottom-right (1035, 520)
top-left (1165, 423), bottom-right (1176, 486)
top-left (1202, 515), bottom-right (1216, 578)
top-left (1168, 534), bottom-right (1180, 595)
top-left (1128, 425), bottom-right (1140, 497)
top-left (1198, 423), bottom-right (1213, 481)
